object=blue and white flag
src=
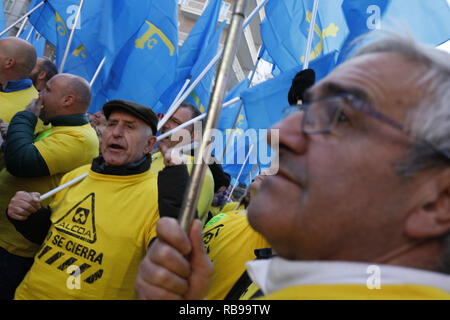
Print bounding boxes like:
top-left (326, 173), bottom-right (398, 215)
top-left (260, 0), bottom-right (347, 72)
top-left (186, 21), bottom-right (226, 113)
top-left (156, 0), bottom-right (223, 115)
top-left (19, 23), bottom-right (45, 57)
top-left (338, 0), bottom-right (450, 62)
top-left (27, 0), bottom-right (152, 81)
top-left (100, 0), bottom-right (179, 113)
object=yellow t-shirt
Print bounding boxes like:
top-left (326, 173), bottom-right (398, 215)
top-left (0, 124), bottom-right (99, 258)
top-left (15, 165), bottom-right (160, 300)
top-left (258, 284), bottom-right (450, 300)
top-left (0, 86), bottom-right (49, 169)
top-left (202, 212), bottom-right (270, 300)
top-left (150, 151), bottom-right (214, 224)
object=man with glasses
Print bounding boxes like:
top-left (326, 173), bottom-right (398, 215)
top-left (135, 33), bottom-right (450, 299)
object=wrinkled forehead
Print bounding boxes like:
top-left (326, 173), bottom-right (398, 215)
top-left (308, 52), bottom-right (423, 115)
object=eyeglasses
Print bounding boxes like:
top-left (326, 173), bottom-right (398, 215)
top-left (284, 93), bottom-right (450, 161)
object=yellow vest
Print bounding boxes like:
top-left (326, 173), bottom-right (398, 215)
top-left (150, 151), bottom-right (214, 224)
top-left (0, 86), bottom-right (48, 169)
top-left (257, 284), bottom-right (450, 300)
top-left (15, 165), bottom-right (160, 300)
top-left (203, 212), bottom-right (269, 300)
top-left (0, 124), bottom-right (99, 258)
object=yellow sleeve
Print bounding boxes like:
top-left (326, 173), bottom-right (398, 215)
top-left (34, 127), bottom-right (98, 175)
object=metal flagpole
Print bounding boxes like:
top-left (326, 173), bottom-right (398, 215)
top-left (89, 57), bottom-right (106, 87)
top-left (227, 144), bottom-right (254, 202)
top-left (157, 49), bottom-right (223, 131)
top-left (25, 25), bottom-right (35, 41)
top-left (158, 0), bottom-right (266, 132)
top-left (156, 77), bottom-right (192, 131)
top-left (16, 17), bottom-right (28, 37)
top-left (222, 96), bottom-right (241, 108)
top-left (172, 77), bottom-right (192, 107)
top-left (178, 0), bottom-right (250, 233)
top-left (303, 0), bottom-right (319, 70)
top-left (0, 0), bottom-right (46, 37)
top-left (59, 0), bottom-right (85, 73)
top-left (242, 0), bottom-right (268, 30)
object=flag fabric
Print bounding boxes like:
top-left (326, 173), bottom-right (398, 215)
top-left (338, 0), bottom-right (450, 62)
top-left (260, 0), bottom-right (347, 72)
top-left (185, 21), bottom-right (226, 112)
top-left (241, 50), bottom-right (337, 131)
top-left (216, 79), bottom-right (252, 184)
top-left (27, 0), bottom-right (152, 81)
top-left (0, 0), bottom-right (6, 38)
top-left (217, 78), bottom-right (250, 133)
top-left (99, 0), bottom-right (179, 113)
top-left (260, 0), bottom-right (450, 73)
top-left (19, 23), bottom-right (45, 57)
top-left (156, 0), bottom-right (223, 115)
top-left (27, 0), bottom-right (102, 80)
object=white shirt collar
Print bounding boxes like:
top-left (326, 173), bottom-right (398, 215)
top-left (246, 257), bottom-right (450, 295)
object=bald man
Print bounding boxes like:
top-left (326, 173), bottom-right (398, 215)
top-left (0, 73), bottom-right (99, 299)
top-left (0, 37), bottom-right (48, 169)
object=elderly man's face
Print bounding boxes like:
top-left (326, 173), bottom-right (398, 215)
top-left (248, 52), bottom-right (428, 261)
top-left (101, 110), bottom-right (156, 166)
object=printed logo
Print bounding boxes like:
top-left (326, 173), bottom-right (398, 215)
top-left (55, 193), bottom-right (97, 244)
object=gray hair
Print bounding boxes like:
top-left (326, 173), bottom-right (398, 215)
top-left (353, 32), bottom-right (450, 175)
top-left (354, 33), bottom-right (450, 274)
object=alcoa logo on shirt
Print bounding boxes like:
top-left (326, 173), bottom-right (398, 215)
top-left (36, 193), bottom-right (104, 289)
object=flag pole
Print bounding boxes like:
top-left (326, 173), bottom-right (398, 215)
top-left (178, 0), bottom-right (249, 233)
top-left (222, 96), bottom-right (241, 108)
top-left (156, 113), bottom-right (207, 141)
top-left (242, 0), bottom-right (268, 29)
top-left (173, 77), bottom-right (192, 106)
top-left (0, 0), bottom-right (46, 38)
top-left (89, 57), bottom-right (106, 87)
top-left (25, 25), bottom-right (35, 41)
top-left (59, 0), bottom-right (85, 73)
top-left (38, 115), bottom-right (206, 201)
top-left (15, 17), bottom-right (28, 37)
top-left (227, 144), bottom-right (254, 202)
top-left (157, 48), bottom-right (223, 131)
top-left (303, 0), bottom-right (319, 69)
top-left (158, 0), bottom-right (264, 132)
top-left (157, 77), bottom-right (192, 131)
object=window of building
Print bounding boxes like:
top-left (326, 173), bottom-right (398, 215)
top-left (4, 0), bottom-right (15, 13)
top-left (220, 2), bottom-right (231, 18)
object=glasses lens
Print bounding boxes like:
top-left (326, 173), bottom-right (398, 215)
top-left (303, 96), bottom-right (344, 133)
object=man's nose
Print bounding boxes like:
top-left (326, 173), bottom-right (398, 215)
top-left (111, 123), bottom-right (124, 137)
top-left (268, 110), bottom-right (308, 155)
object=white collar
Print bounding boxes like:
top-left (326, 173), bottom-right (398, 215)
top-left (246, 258), bottom-right (450, 295)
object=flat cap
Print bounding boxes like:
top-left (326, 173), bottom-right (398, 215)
top-left (103, 100), bottom-right (158, 134)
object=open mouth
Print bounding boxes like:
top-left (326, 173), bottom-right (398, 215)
top-left (108, 143), bottom-right (125, 151)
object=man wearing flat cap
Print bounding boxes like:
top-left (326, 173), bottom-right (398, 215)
top-left (6, 100), bottom-right (190, 299)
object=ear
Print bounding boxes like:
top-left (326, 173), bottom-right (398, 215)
top-left (38, 71), bottom-right (47, 81)
top-left (405, 170), bottom-right (450, 239)
top-left (4, 57), bottom-right (15, 70)
top-left (62, 94), bottom-right (76, 107)
top-left (145, 135), bottom-right (157, 154)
